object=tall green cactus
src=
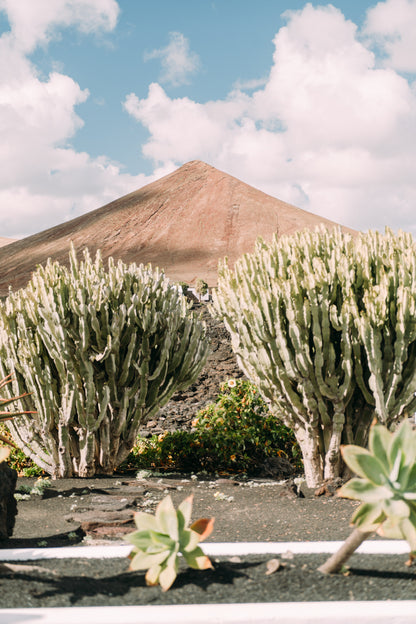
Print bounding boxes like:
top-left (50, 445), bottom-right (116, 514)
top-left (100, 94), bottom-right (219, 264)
top-left (212, 227), bottom-right (416, 487)
top-left (0, 247), bottom-right (209, 478)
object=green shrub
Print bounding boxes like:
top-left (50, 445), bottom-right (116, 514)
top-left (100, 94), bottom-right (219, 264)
top-left (212, 227), bottom-right (416, 487)
top-left (6, 447), bottom-right (43, 477)
top-left (0, 246), bottom-right (209, 478)
top-left (122, 379), bottom-right (302, 475)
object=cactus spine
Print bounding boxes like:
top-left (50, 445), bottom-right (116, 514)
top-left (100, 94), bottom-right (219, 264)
top-left (212, 227), bottom-right (416, 488)
top-left (0, 247), bottom-right (209, 478)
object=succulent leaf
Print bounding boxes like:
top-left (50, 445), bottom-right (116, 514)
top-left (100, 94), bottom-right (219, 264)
top-left (179, 528), bottom-right (200, 553)
top-left (124, 529), bottom-right (154, 550)
top-left (320, 418), bottom-right (416, 574)
top-left (402, 463), bottom-right (416, 493)
top-left (132, 511), bottom-right (160, 532)
top-left (190, 517), bottom-right (215, 542)
top-left (149, 531), bottom-right (175, 549)
top-left (368, 424), bottom-right (390, 468)
top-left (155, 495), bottom-right (179, 541)
top-left (339, 478), bottom-right (392, 503)
top-left (182, 546), bottom-right (214, 570)
top-left (129, 549), bottom-right (168, 571)
top-left (383, 498), bottom-right (410, 519)
top-left (377, 516), bottom-right (405, 541)
top-left (388, 450), bottom-right (403, 485)
top-left (177, 495), bottom-right (193, 530)
top-left (145, 564), bottom-right (162, 586)
top-left (350, 501), bottom-right (385, 532)
top-left (341, 445), bottom-right (387, 485)
top-left (158, 559), bottom-right (178, 592)
top-left (389, 421), bottom-right (416, 469)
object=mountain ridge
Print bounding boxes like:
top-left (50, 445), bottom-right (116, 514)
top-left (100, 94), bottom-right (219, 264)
top-left (0, 160), bottom-right (354, 296)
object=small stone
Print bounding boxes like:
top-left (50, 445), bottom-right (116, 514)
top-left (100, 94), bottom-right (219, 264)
top-left (265, 558), bottom-right (282, 575)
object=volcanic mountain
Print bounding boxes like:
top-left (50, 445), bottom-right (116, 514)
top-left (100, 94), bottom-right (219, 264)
top-left (0, 160), bottom-right (354, 296)
top-left (0, 237), bottom-right (16, 248)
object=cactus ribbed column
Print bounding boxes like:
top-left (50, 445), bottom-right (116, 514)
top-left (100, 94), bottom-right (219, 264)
top-left (211, 227), bottom-right (416, 488)
top-left (0, 246), bottom-right (209, 477)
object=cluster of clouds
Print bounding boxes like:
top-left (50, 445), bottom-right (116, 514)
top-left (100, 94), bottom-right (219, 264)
top-left (144, 31), bottom-right (200, 87)
top-left (0, 0), bottom-right (416, 238)
top-left (125, 1), bottom-right (416, 235)
top-left (0, 0), bottom-right (168, 237)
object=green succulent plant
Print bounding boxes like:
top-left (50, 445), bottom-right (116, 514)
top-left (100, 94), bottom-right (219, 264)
top-left (125, 494), bottom-right (214, 591)
top-left (319, 419), bottom-right (416, 574)
top-left (339, 419), bottom-right (416, 548)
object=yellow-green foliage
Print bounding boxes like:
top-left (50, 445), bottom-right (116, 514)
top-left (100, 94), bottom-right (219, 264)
top-left (122, 379), bottom-right (302, 475)
top-left (212, 227), bottom-right (416, 487)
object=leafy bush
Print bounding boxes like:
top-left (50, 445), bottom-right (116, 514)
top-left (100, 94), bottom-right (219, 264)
top-left (7, 450), bottom-right (43, 477)
top-left (0, 246), bottom-right (209, 478)
top-left (212, 227), bottom-right (416, 487)
top-left (122, 379), bottom-right (302, 475)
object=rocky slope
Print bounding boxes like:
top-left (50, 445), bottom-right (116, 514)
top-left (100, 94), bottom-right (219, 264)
top-left (139, 301), bottom-right (244, 437)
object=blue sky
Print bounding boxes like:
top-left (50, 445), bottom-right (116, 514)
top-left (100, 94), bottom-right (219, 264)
top-left (0, 0), bottom-right (415, 238)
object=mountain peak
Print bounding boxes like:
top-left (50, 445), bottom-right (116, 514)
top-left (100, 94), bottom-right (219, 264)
top-left (0, 162), bottom-right (354, 296)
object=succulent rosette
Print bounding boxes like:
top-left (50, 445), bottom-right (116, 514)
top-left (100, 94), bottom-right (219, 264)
top-left (125, 494), bottom-right (214, 591)
top-left (339, 420), bottom-right (416, 550)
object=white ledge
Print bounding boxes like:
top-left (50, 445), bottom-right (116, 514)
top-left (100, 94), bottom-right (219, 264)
top-left (0, 539), bottom-right (411, 561)
top-left (1, 601), bottom-right (415, 624)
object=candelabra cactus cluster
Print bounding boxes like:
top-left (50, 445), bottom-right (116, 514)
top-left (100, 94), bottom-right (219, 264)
top-left (0, 247), bottom-right (209, 478)
top-left (212, 227), bottom-right (416, 487)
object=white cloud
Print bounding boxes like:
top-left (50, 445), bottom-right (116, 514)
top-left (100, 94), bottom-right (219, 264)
top-left (125, 2), bottom-right (416, 236)
top-left (124, 83), bottom-right (249, 162)
top-left (233, 77), bottom-right (268, 91)
top-left (0, 0), bottom-right (119, 52)
top-left (144, 31), bottom-right (200, 87)
top-left (0, 0), bottom-right (156, 238)
top-left (363, 0), bottom-right (416, 72)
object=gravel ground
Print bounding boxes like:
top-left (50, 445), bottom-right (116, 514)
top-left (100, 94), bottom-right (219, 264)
top-left (1, 554), bottom-right (415, 607)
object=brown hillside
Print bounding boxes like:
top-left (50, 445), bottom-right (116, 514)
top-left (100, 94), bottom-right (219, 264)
top-left (0, 160), bottom-right (354, 296)
top-left (0, 237), bottom-right (16, 248)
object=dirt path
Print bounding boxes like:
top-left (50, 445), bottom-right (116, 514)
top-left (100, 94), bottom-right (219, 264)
top-left (3, 474), bottom-right (359, 549)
